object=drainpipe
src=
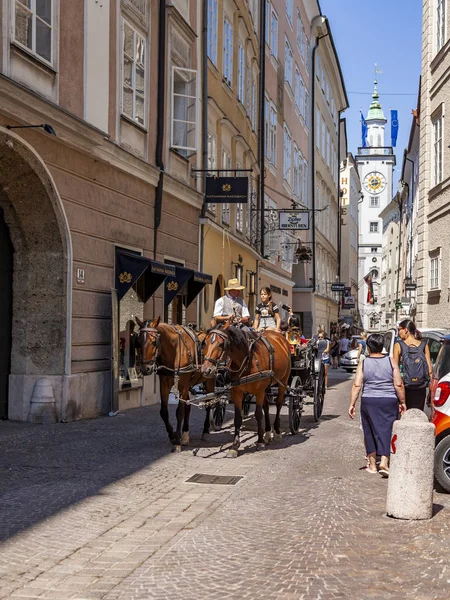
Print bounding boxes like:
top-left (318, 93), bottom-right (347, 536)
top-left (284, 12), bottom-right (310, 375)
top-left (197, 0), bottom-right (208, 327)
top-left (154, 0), bottom-right (167, 259)
top-left (258, 0), bottom-right (267, 257)
top-left (337, 116), bottom-right (343, 283)
top-left (395, 189), bottom-right (405, 322)
top-left (310, 21), bottom-right (328, 294)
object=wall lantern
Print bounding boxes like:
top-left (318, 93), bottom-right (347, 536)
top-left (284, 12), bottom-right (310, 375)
top-left (248, 271), bottom-right (256, 295)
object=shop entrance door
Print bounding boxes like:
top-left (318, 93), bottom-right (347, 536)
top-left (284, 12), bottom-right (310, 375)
top-left (0, 208), bottom-right (13, 419)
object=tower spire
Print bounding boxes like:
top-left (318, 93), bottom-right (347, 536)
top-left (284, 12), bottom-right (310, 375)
top-left (366, 77), bottom-right (386, 121)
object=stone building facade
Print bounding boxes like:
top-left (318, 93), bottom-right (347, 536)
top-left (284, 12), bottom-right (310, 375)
top-left (417, 0), bottom-right (450, 328)
top-left (0, 0), bottom-right (206, 421)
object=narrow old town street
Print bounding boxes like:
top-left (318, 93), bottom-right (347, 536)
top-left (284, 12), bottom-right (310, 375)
top-left (1, 371), bottom-right (450, 600)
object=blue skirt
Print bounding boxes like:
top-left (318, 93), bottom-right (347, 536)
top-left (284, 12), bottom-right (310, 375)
top-left (361, 395), bottom-right (398, 456)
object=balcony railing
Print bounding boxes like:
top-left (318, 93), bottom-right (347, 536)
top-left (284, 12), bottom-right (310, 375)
top-left (357, 147), bottom-right (394, 156)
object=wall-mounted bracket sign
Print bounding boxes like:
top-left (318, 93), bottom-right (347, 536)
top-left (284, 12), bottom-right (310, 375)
top-left (331, 283), bottom-right (346, 292)
top-left (279, 210), bottom-right (310, 230)
top-left (205, 177), bottom-right (248, 204)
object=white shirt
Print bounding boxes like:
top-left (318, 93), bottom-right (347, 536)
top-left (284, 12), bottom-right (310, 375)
top-left (339, 338), bottom-right (349, 352)
top-left (213, 294), bottom-right (250, 318)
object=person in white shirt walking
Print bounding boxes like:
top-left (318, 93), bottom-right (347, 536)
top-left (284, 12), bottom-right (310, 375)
top-left (339, 336), bottom-right (350, 357)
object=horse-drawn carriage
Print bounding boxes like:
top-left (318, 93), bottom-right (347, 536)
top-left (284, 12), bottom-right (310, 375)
top-left (138, 318), bottom-right (326, 455)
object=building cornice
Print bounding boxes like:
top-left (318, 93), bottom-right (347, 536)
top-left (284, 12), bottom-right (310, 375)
top-left (0, 74), bottom-right (163, 189)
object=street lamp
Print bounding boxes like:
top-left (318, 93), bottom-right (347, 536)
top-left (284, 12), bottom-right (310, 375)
top-left (5, 124), bottom-right (56, 135)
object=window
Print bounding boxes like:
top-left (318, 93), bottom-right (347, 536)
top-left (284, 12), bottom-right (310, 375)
top-left (294, 68), bottom-right (305, 117)
top-left (369, 221), bottom-right (379, 233)
top-left (326, 128), bottom-right (331, 167)
top-left (207, 0), bottom-right (218, 64)
top-left (269, 102), bottom-right (277, 165)
top-left (321, 118), bottom-right (326, 158)
top-left (171, 67), bottom-right (197, 155)
top-left (283, 124), bottom-right (292, 184)
top-left (284, 38), bottom-right (293, 87)
top-left (265, 0), bottom-right (270, 45)
top-left (236, 203), bottom-right (243, 233)
top-left (270, 7), bottom-right (278, 58)
top-left (14, 0), bottom-right (52, 63)
top-left (370, 196), bottom-right (380, 207)
top-left (237, 43), bottom-right (245, 103)
top-left (315, 107), bottom-right (320, 148)
top-left (223, 18), bottom-right (233, 85)
top-left (430, 255), bottom-right (440, 289)
top-left (433, 114), bottom-right (443, 186)
top-left (437, 0), bottom-right (446, 52)
top-left (304, 91), bottom-right (309, 128)
top-left (286, 0), bottom-right (293, 26)
top-left (122, 21), bottom-right (146, 126)
top-left (251, 72), bottom-right (257, 130)
top-left (293, 145), bottom-right (303, 199)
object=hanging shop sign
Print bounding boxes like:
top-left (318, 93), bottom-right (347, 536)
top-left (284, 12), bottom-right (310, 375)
top-left (279, 210), bottom-right (310, 231)
top-left (205, 177), bottom-right (248, 204)
top-left (331, 283), bottom-right (346, 292)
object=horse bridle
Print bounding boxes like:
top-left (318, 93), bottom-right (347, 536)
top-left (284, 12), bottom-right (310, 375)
top-left (203, 329), bottom-right (230, 366)
top-left (139, 326), bottom-right (161, 370)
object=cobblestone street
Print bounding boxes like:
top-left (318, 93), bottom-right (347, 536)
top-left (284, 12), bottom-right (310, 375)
top-left (1, 371), bottom-right (450, 600)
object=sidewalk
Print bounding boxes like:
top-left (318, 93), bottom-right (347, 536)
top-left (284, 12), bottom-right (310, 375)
top-left (1, 370), bottom-right (449, 599)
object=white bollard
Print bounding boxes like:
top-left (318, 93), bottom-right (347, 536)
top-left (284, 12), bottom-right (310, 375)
top-left (386, 409), bottom-right (435, 520)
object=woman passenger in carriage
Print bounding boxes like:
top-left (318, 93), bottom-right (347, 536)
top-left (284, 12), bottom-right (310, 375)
top-left (253, 287), bottom-right (281, 331)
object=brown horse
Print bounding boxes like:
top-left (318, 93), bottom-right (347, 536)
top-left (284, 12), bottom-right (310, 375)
top-left (137, 316), bottom-right (213, 452)
top-left (201, 322), bottom-right (291, 456)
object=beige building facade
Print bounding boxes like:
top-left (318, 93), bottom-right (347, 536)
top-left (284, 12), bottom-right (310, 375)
top-left (340, 151), bottom-right (360, 330)
top-left (417, 0), bottom-right (450, 328)
top-left (200, 0), bottom-right (260, 324)
top-left (0, 0), bottom-right (209, 421)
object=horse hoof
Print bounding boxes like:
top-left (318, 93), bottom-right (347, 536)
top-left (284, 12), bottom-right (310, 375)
top-left (272, 432), bottom-right (282, 444)
top-left (171, 445), bottom-right (182, 453)
top-left (201, 432), bottom-right (210, 441)
top-left (181, 431), bottom-right (190, 445)
top-left (227, 449), bottom-right (239, 459)
top-left (256, 443), bottom-right (266, 451)
top-left (263, 431), bottom-right (272, 444)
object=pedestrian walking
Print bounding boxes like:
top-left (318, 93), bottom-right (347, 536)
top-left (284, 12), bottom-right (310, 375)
top-left (339, 335), bottom-right (350, 357)
top-left (330, 334), bottom-right (340, 369)
top-left (349, 333), bottom-right (406, 476)
top-left (317, 331), bottom-right (331, 389)
top-left (356, 331), bottom-right (368, 363)
top-left (393, 319), bottom-right (432, 411)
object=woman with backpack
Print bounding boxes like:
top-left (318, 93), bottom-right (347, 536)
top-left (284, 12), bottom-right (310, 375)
top-left (393, 320), bottom-right (432, 411)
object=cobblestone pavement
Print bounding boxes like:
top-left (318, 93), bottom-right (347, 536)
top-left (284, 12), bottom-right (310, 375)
top-left (1, 370), bottom-right (450, 600)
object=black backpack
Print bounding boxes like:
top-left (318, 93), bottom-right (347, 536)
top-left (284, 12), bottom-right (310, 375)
top-left (399, 340), bottom-right (429, 389)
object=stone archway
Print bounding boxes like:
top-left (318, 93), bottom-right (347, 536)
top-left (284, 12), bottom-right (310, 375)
top-left (0, 128), bottom-right (72, 421)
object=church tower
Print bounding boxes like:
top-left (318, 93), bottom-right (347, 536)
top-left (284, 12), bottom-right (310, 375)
top-left (355, 81), bottom-right (396, 330)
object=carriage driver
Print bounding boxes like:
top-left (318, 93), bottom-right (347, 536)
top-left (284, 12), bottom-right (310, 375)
top-left (212, 278), bottom-right (250, 326)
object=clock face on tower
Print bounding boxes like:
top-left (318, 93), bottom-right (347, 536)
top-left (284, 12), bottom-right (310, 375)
top-left (363, 172), bottom-right (387, 194)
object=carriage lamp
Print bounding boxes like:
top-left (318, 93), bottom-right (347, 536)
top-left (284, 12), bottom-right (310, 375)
top-left (5, 124), bottom-right (56, 135)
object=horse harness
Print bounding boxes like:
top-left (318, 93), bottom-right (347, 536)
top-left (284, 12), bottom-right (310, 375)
top-left (205, 328), bottom-right (285, 388)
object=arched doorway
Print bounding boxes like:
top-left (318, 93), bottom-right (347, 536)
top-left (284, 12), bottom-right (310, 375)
top-left (0, 129), bottom-right (71, 421)
top-left (0, 207), bottom-right (13, 419)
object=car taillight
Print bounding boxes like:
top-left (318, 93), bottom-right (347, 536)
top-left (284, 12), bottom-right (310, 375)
top-left (434, 382), bottom-right (450, 407)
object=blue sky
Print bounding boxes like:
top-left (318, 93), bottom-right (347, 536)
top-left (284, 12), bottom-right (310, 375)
top-left (319, 0), bottom-right (422, 180)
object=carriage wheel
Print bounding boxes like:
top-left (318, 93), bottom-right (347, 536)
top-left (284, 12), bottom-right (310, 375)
top-left (288, 376), bottom-right (303, 435)
top-left (242, 393), bottom-right (252, 417)
top-left (313, 362), bottom-right (326, 422)
top-left (210, 397), bottom-right (227, 431)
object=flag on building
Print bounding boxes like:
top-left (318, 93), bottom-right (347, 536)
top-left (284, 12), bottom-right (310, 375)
top-left (361, 112), bottom-right (368, 147)
top-left (391, 110), bottom-right (399, 147)
top-left (364, 273), bottom-right (374, 304)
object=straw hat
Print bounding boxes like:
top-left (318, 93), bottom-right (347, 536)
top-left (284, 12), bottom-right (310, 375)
top-left (224, 278), bottom-right (245, 291)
